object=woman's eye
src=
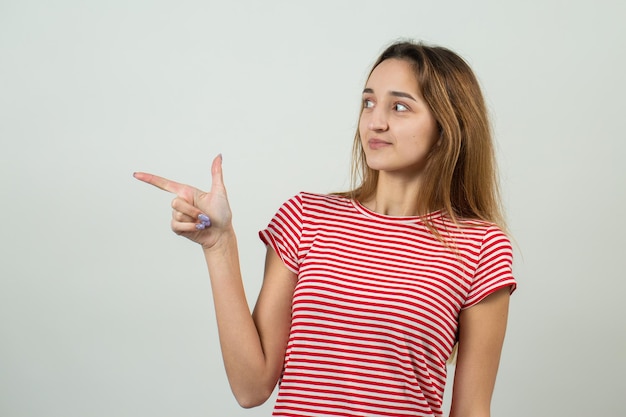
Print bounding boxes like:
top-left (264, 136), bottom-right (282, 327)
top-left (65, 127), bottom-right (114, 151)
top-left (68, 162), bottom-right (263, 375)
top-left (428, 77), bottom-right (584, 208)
top-left (363, 99), bottom-right (374, 109)
top-left (394, 103), bottom-right (409, 112)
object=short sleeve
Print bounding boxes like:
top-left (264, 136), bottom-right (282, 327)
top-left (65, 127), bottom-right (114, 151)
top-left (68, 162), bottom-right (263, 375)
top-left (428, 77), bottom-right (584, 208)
top-left (462, 226), bottom-right (516, 309)
top-left (258, 194), bottom-right (303, 274)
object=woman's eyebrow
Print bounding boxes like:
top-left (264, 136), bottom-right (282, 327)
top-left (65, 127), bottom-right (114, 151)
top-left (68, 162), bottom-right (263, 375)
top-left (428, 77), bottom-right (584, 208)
top-left (390, 91), bottom-right (417, 101)
top-left (362, 88), bottom-right (417, 102)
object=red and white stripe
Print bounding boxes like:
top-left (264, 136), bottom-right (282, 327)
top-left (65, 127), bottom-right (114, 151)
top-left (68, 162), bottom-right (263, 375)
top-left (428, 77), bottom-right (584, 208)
top-left (259, 192), bottom-right (515, 417)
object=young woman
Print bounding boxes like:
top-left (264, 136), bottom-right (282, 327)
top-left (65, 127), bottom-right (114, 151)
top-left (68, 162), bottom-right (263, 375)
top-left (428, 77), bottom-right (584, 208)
top-left (134, 41), bottom-right (516, 417)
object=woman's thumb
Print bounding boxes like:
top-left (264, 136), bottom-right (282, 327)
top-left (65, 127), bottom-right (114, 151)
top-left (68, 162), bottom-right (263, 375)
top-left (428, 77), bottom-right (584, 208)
top-left (210, 154), bottom-right (225, 190)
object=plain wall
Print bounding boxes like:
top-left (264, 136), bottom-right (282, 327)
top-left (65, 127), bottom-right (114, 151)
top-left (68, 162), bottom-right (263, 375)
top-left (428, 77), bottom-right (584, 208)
top-left (1, 0), bottom-right (624, 416)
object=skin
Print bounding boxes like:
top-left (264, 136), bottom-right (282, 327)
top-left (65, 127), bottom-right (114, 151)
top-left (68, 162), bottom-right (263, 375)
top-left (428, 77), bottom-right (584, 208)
top-left (134, 59), bottom-right (511, 416)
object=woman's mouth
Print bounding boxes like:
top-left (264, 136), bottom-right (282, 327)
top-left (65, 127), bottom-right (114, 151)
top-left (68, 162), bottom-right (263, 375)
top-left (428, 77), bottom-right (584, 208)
top-left (368, 138), bottom-right (392, 150)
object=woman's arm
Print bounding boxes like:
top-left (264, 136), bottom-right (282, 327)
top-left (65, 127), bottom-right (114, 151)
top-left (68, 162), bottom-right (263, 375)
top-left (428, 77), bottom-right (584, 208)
top-left (134, 155), bottom-right (296, 408)
top-left (205, 238), bottom-right (296, 407)
top-left (449, 287), bottom-right (512, 417)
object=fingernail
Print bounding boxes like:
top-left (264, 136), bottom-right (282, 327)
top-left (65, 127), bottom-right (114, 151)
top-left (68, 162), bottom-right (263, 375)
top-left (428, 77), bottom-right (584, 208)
top-left (195, 223), bottom-right (206, 230)
top-left (198, 213), bottom-right (210, 223)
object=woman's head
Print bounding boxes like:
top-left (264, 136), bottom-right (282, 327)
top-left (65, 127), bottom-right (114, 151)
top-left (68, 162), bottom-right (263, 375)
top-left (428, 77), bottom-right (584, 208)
top-left (349, 40), bottom-right (503, 227)
top-left (359, 58), bottom-right (441, 182)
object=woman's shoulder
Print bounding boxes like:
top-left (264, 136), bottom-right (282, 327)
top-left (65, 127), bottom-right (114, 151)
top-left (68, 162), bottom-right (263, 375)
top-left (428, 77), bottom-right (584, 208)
top-left (271, 192), bottom-right (353, 219)
top-left (295, 191), bottom-right (353, 206)
top-left (282, 192), bottom-right (356, 219)
top-left (434, 212), bottom-right (502, 230)
top-left (435, 215), bottom-right (510, 245)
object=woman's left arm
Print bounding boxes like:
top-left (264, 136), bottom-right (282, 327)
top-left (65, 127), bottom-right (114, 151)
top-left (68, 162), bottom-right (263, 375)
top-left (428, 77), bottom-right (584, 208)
top-left (448, 286), bottom-right (512, 417)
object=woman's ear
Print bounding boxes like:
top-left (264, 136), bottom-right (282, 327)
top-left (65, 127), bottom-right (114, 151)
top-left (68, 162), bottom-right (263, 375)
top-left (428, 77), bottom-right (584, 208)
top-left (435, 128), bottom-right (444, 147)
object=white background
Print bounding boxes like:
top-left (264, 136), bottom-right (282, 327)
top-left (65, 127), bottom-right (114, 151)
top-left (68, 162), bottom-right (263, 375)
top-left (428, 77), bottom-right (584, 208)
top-left (1, 1), bottom-right (624, 416)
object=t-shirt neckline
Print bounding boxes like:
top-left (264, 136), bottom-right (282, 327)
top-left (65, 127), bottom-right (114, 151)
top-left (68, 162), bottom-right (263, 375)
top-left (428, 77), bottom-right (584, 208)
top-left (351, 199), bottom-right (444, 224)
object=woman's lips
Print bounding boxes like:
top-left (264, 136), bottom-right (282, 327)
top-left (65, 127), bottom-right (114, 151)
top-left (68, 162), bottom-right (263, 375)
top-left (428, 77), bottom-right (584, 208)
top-left (368, 138), bottom-right (391, 150)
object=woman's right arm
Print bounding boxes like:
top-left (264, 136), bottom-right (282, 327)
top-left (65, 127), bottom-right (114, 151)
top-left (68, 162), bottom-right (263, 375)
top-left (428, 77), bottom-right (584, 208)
top-left (204, 234), bottom-right (296, 407)
top-left (134, 155), bottom-right (296, 408)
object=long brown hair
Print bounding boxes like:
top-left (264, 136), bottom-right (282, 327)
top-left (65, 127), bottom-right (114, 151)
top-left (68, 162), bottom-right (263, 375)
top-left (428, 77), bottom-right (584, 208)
top-left (341, 41), bottom-right (505, 231)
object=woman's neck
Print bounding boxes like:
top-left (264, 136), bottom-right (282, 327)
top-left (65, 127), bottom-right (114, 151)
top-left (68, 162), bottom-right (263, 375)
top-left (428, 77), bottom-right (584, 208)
top-left (361, 173), bottom-right (423, 217)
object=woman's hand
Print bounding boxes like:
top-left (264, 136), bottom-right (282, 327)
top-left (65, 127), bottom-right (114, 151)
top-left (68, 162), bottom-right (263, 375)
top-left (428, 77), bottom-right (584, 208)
top-left (133, 154), bottom-right (232, 250)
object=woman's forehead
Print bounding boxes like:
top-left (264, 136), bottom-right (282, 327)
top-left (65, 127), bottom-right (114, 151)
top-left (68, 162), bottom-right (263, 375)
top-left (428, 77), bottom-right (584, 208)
top-left (365, 59), bottom-right (421, 94)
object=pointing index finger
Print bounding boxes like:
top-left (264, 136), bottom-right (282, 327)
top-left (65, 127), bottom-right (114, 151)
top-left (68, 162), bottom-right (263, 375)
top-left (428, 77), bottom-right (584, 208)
top-left (133, 172), bottom-right (188, 195)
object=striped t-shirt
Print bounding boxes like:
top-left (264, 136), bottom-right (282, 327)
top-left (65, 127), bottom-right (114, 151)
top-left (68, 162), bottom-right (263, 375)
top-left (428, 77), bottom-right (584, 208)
top-left (259, 192), bottom-right (516, 417)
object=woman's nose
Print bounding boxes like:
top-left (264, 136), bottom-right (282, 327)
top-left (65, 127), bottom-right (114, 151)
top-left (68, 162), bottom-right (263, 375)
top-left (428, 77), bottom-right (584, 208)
top-left (368, 108), bottom-right (389, 131)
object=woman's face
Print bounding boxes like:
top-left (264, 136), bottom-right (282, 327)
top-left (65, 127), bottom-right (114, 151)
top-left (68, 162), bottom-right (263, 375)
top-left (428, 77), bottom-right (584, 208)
top-left (359, 58), bottom-right (440, 180)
